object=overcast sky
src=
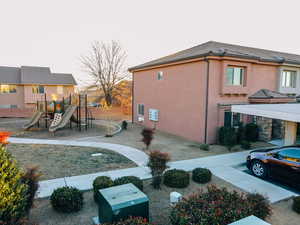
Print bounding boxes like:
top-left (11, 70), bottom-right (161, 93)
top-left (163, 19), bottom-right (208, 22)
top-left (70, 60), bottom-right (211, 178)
top-left (1, 0), bottom-right (300, 86)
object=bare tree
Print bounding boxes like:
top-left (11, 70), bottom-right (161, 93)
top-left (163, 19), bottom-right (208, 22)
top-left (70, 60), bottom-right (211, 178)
top-left (81, 41), bottom-right (128, 106)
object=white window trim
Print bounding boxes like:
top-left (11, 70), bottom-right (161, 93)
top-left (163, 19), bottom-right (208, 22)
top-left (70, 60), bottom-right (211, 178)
top-left (278, 66), bottom-right (300, 95)
top-left (226, 66), bottom-right (245, 86)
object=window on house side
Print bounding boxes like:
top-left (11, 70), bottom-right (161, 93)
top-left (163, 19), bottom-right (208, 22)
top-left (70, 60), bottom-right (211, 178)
top-left (157, 71), bottom-right (163, 80)
top-left (138, 104), bottom-right (144, 115)
top-left (281, 70), bottom-right (297, 88)
top-left (224, 111), bottom-right (241, 127)
top-left (0, 85), bottom-right (17, 93)
top-left (32, 85), bottom-right (45, 94)
top-left (226, 67), bottom-right (244, 86)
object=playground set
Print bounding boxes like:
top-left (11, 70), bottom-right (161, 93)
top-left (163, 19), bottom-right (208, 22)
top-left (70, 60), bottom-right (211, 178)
top-left (23, 94), bottom-right (94, 133)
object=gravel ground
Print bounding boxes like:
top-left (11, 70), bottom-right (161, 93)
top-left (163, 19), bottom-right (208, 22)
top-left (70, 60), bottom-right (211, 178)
top-left (7, 143), bottom-right (136, 180)
top-left (29, 175), bottom-right (300, 225)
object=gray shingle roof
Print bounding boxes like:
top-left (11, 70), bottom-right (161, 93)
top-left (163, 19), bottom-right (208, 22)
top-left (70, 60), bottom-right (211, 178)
top-left (129, 41), bottom-right (300, 71)
top-left (249, 89), bottom-right (294, 99)
top-left (0, 66), bottom-right (76, 85)
top-left (0, 66), bottom-right (21, 84)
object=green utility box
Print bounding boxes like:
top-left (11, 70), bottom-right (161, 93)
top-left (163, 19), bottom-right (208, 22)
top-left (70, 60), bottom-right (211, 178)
top-left (94, 183), bottom-right (149, 224)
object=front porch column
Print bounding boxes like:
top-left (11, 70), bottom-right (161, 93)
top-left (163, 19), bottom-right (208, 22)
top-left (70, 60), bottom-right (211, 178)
top-left (284, 121), bottom-right (297, 146)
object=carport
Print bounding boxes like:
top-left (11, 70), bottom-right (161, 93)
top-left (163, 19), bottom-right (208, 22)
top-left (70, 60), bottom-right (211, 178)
top-left (232, 103), bottom-right (300, 146)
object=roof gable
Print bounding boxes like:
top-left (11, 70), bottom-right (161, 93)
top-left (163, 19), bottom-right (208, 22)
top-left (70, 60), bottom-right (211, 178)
top-left (0, 66), bottom-right (76, 85)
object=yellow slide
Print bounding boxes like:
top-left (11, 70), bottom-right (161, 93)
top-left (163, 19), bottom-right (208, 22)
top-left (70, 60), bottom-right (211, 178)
top-left (49, 105), bottom-right (77, 132)
top-left (23, 111), bottom-right (44, 130)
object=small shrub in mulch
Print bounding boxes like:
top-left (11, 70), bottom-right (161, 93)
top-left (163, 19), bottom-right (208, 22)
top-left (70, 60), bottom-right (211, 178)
top-left (163, 169), bottom-right (190, 188)
top-left (199, 144), bottom-right (210, 151)
top-left (102, 217), bottom-right (154, 225)
top-left (113, 176), bottom-right (143, 191)
top-left (241, 140), bottom-right (251, 149)
top-left (122, 120), bottom-right (128, 130)
top-left (245, 123), bottom-right (259, 142)
top-left (147, 150), bottom-right (170, 189)
top-left (170, 185), bottom-right (272, 225)
top-left (192, 168), bottom-right (212, 184)
top-left (141, 128), bottom-right (154, 150)
top-left (292, 196), bottom-right (300, 213)
top-left (50, 186), bottom-right (83, 213)
top-left (93, 176), bottom-right (114, 201)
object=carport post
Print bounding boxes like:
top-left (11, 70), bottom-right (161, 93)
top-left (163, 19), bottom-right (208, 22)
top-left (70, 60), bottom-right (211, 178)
top-left (284, 121), bottom-right (297, 146)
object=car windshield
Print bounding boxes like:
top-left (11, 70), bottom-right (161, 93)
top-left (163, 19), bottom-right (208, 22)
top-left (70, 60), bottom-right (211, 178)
top-left (278, 148), bottom-right (300, 162)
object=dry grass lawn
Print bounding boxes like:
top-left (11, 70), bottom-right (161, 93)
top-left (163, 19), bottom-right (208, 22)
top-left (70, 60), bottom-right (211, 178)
top-left (29, 175), bottom-right (299, 225)
top-left (7, 143), bottom-right (136, 180)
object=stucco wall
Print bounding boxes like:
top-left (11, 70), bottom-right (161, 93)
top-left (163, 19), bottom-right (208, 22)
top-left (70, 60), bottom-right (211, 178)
top-left (133, 58), bottom-right (280, 144)
top-left (0, 85), bottom-right (25, 108)
top-left (206, 60), bottom-right (278, 143)
top-left (133, 61), bottom-right (207, 142)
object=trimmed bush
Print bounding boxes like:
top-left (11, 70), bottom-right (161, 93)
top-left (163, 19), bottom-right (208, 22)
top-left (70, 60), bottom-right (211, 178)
top-left (241, 140), bottom-right (251, 149)
top-left (102, 216), bottom-right (154, 225)
top-left (236, 122), bottom-right (245, 144)
top-left (141, 128), bottom-right (154, 150)
top-left (199, 144), bottom-right (210, 151)
top-left (0, 146), bottom-right (28, 224)
top-left (292, 196), bottom-right (300, 214)
top-left (122, 120), bottom-right (128, 130)
top-left (218, 127), bottom-right (237, 150)
top-left (245, 123), bottom-right (259, 142)
top-left (50, 186), bottom-right (83, 213)
top-left (192, 168), bottom-right (212, 184)
top-left (147, 150), bottom-right (170, 189)
top-left (170, 185), bottom-right (272, 225)
top-left (247, 193), bottom-right (272, 219)
top-left (113, 176), bottom-right (143, 191)
top-left (93, 176), bottom-right (114, 201)
top-left (163, 169), bottom-right (190, 188)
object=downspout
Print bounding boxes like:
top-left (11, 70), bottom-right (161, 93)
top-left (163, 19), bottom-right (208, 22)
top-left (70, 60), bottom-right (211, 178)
top-left (204, 58), bottom-right (210, 144)
top-left (131, 72), bottom-right (134, 124)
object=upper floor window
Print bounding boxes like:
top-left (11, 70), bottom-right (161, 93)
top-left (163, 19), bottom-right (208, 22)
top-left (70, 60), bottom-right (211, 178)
top-left (226, 67), bottom-right (245, 86)
top-left (157, 71), bottom-right (163, 80)
top-left (137, 104), bottom-right (144, 115)
top-left (0, 84), bottom-right (16, 93)
top-left (281, 70), bottom-right (297, 88)
top-left (32, 85), bottom-right (44, 94)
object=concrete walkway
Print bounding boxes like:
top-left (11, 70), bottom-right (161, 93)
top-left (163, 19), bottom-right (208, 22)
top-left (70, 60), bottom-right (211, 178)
top-left (8, 137), bottom-right (148, 167)
top-left (9, 137), bottom-right (299, 203)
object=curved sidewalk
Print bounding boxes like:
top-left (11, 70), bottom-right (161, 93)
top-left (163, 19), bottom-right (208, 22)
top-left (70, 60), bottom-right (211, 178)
top-left (8, 137), bottom-right (148, 167)
top-left (8, 137), bottom-right (298, 203)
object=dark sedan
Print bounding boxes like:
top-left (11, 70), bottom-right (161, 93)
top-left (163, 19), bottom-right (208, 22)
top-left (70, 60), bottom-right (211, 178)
top-left (246, 146), bottom-right (300, 189)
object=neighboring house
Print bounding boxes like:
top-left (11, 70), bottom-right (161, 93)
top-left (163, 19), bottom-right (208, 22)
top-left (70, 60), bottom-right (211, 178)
top-left (0, 66), bottom-right (76, 109)
top-left (129, 41), bottom-right (300, 144)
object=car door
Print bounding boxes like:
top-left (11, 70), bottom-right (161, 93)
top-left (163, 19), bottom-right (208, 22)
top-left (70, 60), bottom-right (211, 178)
top-left (268, 148), bottom-right (300, 187)
top-left (285, 160), bottom-right (300, 189)
top-left (267, 152), bottom-right (289, 181)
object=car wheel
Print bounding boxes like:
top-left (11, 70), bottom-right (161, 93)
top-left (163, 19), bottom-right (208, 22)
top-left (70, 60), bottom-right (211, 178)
top-left (251, 160), bottom-right (268, 178)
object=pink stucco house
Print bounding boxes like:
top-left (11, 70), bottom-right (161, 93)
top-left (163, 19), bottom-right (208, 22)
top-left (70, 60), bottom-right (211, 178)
top-left (0, 66), bottom-right (76, 109)
top-left (129, 41), bottom-right (300, 144)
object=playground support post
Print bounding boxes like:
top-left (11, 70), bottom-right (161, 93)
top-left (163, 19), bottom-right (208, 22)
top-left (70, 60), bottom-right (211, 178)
top-left (85, 94), bottom-right (88, 130)
top-left (78, 94), bottom-right (81, 131)
top-left (44, 94), bottom-right (48, 128)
